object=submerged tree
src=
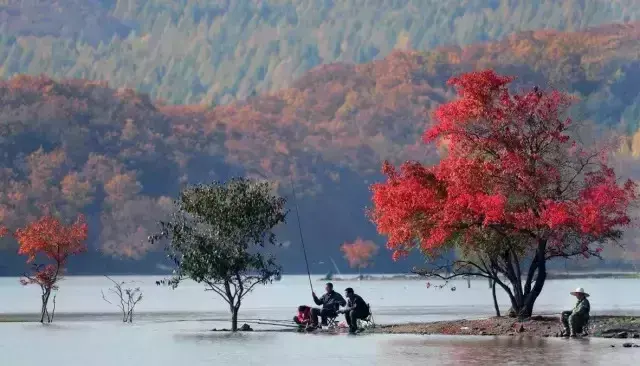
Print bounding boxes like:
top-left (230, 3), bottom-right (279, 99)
top-left (101, 276), bottom-right (143, 323)
top-left (150, 178), bottom-right (287, 331)
top-left (369, 70), bottom-right (637, 318)
top-left (340, 238), bottom-right (379, 278)
top-left (15, 214), bottom-right (88, 323)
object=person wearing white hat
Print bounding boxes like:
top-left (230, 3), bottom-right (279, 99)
top-left (560, 287), bottom-right (591, 337)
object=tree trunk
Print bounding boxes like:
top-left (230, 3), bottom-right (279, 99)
top-left (506, 241), bottom-right (548, 319)
top-left (231, 306), bottom-right (239, 331)
top-left (491, 280), bottom-right (500, 317)
top-left (50, 293), bottom-right (57, 323)
top-left (520, 264), bottom-right (546, 317)
top-left (40, 290), bottom-right (51, 323)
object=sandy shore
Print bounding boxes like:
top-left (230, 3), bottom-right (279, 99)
top-left (373, 315), bottom-right (640, 339)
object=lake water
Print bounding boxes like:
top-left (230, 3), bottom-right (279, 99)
top-left (1, 275), bottom-right (639, 365)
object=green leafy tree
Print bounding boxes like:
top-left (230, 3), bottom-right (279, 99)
top-left (150, 178), bottom-right (287, 331)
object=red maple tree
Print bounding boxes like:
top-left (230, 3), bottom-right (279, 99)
top-left (15, 214), bottom-right (88, 323)
top-left (341, 238), bottom-right (379, 275)
top-left (369, 70), bottom-right (637, 317)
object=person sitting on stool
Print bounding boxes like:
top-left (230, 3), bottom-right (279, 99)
top-left (311, 282), bottom-right (346, 327)
top-left (560, 287), bottom-right (591, 337)
top-left (338, 287), bottom-right (370, 334)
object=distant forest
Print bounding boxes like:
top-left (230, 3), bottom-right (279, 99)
top-left (1, 1), bottom-right (640, 275)
top-left (0, 0), bottom-right (639, 104)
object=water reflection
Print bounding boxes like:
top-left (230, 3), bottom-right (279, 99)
top-left (382, 335), bottom-right (631, 366)
top-left (2, 275), bottom-right (640, 365)
top-left (0, 322), bottom-right (636, 365)
top-left (173, 331), bottom-right (274, 344)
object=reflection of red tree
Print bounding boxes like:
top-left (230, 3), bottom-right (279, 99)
top-left (341, 238), bottom-right (379, 274)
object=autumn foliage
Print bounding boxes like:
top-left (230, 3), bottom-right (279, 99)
top-left (341, 238), bottom-right (379, 271)
top-left (1, 22), bottom-right (640, 273)
top-left (370, 70), bottom-right (637, 316)
top-left (15, 214), bottom-right (88, 323)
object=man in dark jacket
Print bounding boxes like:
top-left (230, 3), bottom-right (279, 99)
top-left (311, 282), bottom-right (346, 327)
top-left (338, 287), bottom-right (370, 334)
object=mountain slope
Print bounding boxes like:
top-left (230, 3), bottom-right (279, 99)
top-left (2, 23), bottom-right (640, 274)
top-left (0, 0), bottom-right (639, 104)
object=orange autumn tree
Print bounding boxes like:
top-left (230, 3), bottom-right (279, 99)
top-left (341, 238), bottom-right (379, 277)
top-left (15, 214), bottom-right (88, 323)
top-left (369, 70), bottom-right (637, 317)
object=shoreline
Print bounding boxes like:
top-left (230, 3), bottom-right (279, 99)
top-left (320, 272), bottom-right (640, 281)
top-left (372, 315), bottom-right (640, 339)
top-left (4, 313), bottom-right (640, 341)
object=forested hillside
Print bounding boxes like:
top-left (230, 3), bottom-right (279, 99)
top-left (0, 0), bottom-right (639, 105)
top-left (2, 22), bottom-right (640, 274)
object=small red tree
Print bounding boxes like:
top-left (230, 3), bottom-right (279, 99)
top-left (341, 238), bottom-right (379, 277)
top-left (370, 70), bottom-right (637, 317)
top-left (15, 214), bottom-right (88, 323)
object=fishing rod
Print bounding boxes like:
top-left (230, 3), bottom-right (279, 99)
top-left (246, 320), bottom-right (299, 328)
top-left (237, 318), bottom-right (294, 323)
top-left (290, 176), bottom-right (314, 293)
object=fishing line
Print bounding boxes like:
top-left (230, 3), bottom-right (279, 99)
top-left (290, 176), bottom-right (314, 292)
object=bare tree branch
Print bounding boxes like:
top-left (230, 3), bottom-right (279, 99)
top-left (101, 276), bottom-right (143, 323)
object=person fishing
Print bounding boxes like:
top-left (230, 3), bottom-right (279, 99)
top-left (311, 282), bottom-right (346, 327)
top-left (560, 287), bottom-right (591, 337)
top-left (337, 287), bottom-right (370, 334)
top-left (293, 305), bottom-right (314, 329)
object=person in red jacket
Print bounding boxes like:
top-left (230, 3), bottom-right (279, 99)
top-left (293, 305), bottom-right (313, 329)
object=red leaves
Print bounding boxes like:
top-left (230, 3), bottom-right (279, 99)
top-left (20, 265), bottom-right (59, 290)
top-left (15, 214), bottom-right (88, 289)
top-left (341, 238), bottom-right (379, 269)
top-left (0, 226), bottom-right (7, 237)
top-left (15, 214), bottom-right (88, 264)
top-left (370, 70), bottom-right (637, 259)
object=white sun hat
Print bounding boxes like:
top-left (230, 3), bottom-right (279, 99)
top-left (570, 287), bottom-right (590, 297)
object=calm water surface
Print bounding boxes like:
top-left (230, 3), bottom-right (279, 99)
top-left (1, 275), bottom-right (639, 365)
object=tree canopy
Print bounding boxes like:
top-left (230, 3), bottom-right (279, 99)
top-left (14, 213), bottom-right (88, 322)
top-left (151, 178), bottom-right (287, 330)
top-left (369, 70), bottom-right (637, 316)
top-left (341, 238), bottom-right (379, 271)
